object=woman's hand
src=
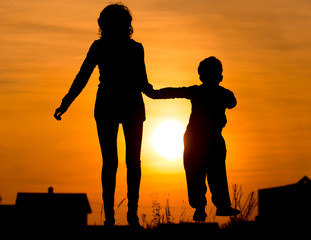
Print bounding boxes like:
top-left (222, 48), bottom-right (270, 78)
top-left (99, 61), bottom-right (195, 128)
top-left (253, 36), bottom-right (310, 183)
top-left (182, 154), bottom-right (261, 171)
top-left (54, 106), bottom-right (68, 121)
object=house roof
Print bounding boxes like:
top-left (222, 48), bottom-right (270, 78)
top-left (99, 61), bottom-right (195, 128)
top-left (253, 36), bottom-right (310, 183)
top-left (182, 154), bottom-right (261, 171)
top-left (15, 187), bottom-right (91, 214)
top-left (259, 176), bottom-right (311, 192)
top-left (297, 176), bottom-right (310, 184)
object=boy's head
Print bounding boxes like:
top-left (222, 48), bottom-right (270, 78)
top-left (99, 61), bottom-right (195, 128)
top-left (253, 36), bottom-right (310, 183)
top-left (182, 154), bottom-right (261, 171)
top-left (198, 57), bottom-right (223, 84)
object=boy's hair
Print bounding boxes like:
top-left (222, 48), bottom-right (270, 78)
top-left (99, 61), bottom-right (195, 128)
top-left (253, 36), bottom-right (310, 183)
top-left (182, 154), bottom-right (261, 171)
top-left (198, 57), bottom-right (223, 79)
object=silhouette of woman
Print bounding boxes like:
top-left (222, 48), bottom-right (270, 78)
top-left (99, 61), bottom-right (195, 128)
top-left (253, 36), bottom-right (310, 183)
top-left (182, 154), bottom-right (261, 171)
top-left (54, 4), bottom-right (152, 226)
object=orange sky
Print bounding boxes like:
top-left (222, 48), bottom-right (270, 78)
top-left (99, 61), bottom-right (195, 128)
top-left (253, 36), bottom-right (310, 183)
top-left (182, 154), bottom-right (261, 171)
top-left (1, 0), bottom-right (311, 225)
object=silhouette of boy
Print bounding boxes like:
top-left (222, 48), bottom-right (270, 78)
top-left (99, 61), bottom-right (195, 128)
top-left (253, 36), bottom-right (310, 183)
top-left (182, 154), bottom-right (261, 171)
top-left (148, 57), bottom-right (240, 221)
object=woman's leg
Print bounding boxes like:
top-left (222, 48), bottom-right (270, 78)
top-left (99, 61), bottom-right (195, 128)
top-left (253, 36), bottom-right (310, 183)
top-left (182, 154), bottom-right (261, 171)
top-left (96, 119), bottom-right (119, 225)
top-left (122, 120), bottom-right (143, 225)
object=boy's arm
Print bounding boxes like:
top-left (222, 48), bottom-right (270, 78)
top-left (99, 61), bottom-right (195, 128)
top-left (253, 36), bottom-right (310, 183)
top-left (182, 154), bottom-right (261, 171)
top-left (226, 90), bottom-right (237, 109)
top-left (145, 86), bottom-right (193, 99)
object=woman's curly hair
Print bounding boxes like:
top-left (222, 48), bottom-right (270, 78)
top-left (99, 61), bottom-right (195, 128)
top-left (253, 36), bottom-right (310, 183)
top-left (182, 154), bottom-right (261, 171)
top-left (98, 3), bottom-right (133, 39)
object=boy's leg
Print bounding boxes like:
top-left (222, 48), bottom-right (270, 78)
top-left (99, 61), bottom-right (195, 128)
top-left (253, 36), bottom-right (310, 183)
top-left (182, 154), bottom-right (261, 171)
top-left (207, 136), bottom-right (231, 209)
top-left (183, 133), bottom-right (207, 211)
top-left (184, 164), bottom-right (208, 210)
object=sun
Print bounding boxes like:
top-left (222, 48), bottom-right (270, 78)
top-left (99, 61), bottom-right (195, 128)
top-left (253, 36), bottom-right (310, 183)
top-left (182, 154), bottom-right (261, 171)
top-left (150, 120), bottom-right (185, 161)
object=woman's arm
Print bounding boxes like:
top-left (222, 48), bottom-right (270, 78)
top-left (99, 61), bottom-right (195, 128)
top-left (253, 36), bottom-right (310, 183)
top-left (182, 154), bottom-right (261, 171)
top-left (136, 43), bottom-right (150, 92)
top-left (54, 42), bottom-right (98, 120)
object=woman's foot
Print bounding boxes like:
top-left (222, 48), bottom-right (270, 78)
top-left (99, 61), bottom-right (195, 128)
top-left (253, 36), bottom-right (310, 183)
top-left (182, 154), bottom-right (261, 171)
top-left (104, 209), bottom-right (115, 227)
top-left (127, 210), bottom-right (140, 227)
top-left (104, 218), bottom-right (115, 227)
top-left (216, 207), bottom-right (240, 216)
top-left (193, 208), bottom-right (207, 222)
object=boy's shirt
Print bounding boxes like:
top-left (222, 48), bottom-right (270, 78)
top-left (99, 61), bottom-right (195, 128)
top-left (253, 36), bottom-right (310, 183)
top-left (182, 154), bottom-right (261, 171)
top-left (151, 84), bottom-right (236, 134)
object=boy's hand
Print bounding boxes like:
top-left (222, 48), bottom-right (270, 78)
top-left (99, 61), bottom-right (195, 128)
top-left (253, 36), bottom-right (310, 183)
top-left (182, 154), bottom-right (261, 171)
top-left (54, 106), bottom-right (68, 121)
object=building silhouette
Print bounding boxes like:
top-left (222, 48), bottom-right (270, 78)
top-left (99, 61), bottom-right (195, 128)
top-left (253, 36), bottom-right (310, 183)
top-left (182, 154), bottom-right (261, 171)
top-left (0, 204), bottom-right (16, 230)
top-left (1, 187), bottom-right (91, 233)
top-left (258, 176), bottom-right (310, 230)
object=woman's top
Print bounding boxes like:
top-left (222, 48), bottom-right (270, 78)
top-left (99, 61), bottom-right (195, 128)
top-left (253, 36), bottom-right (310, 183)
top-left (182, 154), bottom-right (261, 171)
top-left (61, 38), bottom-right (150, 122)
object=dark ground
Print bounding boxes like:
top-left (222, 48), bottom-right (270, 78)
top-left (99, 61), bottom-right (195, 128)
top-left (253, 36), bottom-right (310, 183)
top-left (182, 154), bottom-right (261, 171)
top-left (3, 221), bottom-right (307, 239)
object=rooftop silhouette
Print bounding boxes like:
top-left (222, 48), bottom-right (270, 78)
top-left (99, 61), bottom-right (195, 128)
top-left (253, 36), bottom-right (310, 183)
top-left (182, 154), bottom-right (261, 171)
top-left (258, 176), bottom-right (310, 230)
top-left (1, 187), bottom-right (91, 233)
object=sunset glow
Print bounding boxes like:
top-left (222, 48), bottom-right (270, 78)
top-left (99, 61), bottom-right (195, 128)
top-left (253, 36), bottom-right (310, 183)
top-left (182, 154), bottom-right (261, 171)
top-left (150, 120), bottom-right (185, 161)
top-left (0, 0), bottom-right (311, 226)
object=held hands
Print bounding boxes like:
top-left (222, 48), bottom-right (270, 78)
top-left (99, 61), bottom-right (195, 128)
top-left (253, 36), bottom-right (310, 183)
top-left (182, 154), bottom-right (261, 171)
top-left (54, 105), bottom-right (68, 121)
top-left (143, 83), bottom-right (155, 98)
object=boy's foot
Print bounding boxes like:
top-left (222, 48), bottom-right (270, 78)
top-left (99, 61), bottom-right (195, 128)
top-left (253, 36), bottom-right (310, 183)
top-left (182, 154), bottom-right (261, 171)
top-left (216, 207), bottom-right (240, 216)
top-left (193, 208), bottom-right (207, 222)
